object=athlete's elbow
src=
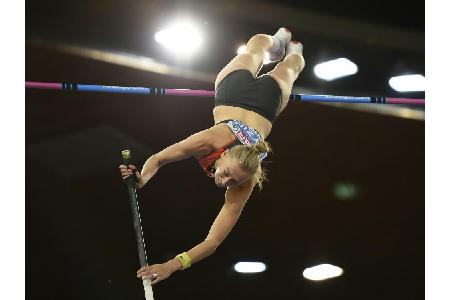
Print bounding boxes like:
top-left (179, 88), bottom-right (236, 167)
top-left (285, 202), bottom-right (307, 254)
top-left (152, 152), bottom-right (166, 168)
top-left (205, 238), bottom-right (221, 253)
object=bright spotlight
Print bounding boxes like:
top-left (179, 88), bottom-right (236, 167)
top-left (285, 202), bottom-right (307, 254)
top-left (314, 58), bottom-right (358, 81)
top-left (154, 20), bottom-right (203, 56)
top-left (303, 264), bottom-right (343, 281)
top-left (233, 261), bottom-right (267, 273)
top-left (236, 45), bottom-right (271, 64)
top-left (389, 74), bottom-right (425, 92)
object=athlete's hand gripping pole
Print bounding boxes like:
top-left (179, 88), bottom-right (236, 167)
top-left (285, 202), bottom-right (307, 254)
top-left (121, 150), bottom-right (154, 300)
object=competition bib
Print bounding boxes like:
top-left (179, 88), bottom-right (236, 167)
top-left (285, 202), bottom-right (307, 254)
top-left (226, 120), bottom-right (267, 160)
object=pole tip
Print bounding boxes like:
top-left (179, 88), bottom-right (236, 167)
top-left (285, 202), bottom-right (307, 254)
top-left (121, 150), bottom-right (131, 160)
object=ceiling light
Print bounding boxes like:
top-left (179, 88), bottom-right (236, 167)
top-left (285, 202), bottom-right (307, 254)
top-left (389, 74), bottom-right (425, 92)
top-left (314, 58), bottom-right (358, 81)
top-left (233, 261), bottom-right (267, 273)
top-left (303, 264), bottom-right (343, 281)
top-left (154, 20), bottom-right (203, 56)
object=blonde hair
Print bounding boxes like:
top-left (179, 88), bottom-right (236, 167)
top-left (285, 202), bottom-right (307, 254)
top-left (227, 140), bottom-right (272, 190)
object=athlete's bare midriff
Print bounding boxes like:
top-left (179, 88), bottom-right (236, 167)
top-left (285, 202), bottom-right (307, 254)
top-left (213, 105), bottom-right (272, 139)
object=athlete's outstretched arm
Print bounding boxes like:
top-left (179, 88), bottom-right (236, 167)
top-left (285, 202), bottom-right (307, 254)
top-left (136, 179), bottom-right (255, 285)
top-left (187, 179), bottom-right (255, 262)
top-left (119, 130), bottom-right (214, 188)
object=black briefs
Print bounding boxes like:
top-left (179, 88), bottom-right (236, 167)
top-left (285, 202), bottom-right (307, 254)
top-left (214, 69), bottom-right (282, 123)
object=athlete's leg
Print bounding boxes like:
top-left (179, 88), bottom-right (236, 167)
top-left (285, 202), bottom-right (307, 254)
top-left (266, 41), bottom-right (305, 115)
top-left (215, 34), bottom-right (272, 90)
top-left (215, 28), bottom-right (291, 90)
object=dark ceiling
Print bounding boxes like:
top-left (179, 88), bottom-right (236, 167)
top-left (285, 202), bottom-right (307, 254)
top-left (26, 1), bottom-right (424, 299)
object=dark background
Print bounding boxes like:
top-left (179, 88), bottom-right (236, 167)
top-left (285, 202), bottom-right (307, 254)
top-left (26, 1), bottom-right (424, 299)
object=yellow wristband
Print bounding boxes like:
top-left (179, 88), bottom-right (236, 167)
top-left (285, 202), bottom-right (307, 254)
top-left (176, 252), bottom-right (192, 270)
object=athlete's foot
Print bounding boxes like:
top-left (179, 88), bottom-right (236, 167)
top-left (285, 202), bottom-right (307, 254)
top-left (269, 27), bottom-right (292, 62)
top-left (286, 40), bottom-right (303, 56)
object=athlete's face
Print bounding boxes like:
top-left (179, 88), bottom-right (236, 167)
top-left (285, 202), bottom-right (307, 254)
top-left (214, 153), bottom-right (251, 188)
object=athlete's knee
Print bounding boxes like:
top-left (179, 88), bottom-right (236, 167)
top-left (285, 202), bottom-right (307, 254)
top-left (247, 34), bottom-right (272, 49)
top-left (284, 53), bottom-right (305, 73)
top-left (248, 34), bottom-right (271, 44)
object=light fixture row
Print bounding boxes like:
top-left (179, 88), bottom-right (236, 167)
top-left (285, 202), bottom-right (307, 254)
top-left (153, 23), bottom-right (424, 93)
top-left (233, 261), bottom-right (344, 281)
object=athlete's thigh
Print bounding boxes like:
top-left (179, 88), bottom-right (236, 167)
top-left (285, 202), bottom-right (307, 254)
top-left (215, 54), bottom-right (260, 90)
top-left (265, 73), bottom-right (290, 114)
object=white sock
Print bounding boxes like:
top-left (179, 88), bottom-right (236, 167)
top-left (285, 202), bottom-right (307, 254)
top-left (270, 27), bottom-right (291, 53)
top-left (287, 41), bottom-right (303, 55)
